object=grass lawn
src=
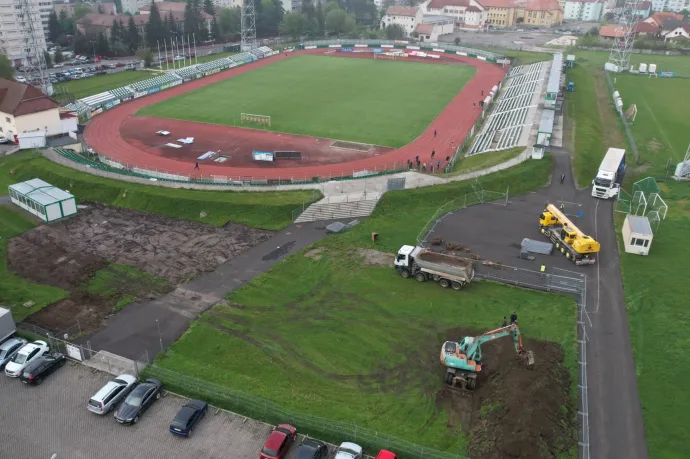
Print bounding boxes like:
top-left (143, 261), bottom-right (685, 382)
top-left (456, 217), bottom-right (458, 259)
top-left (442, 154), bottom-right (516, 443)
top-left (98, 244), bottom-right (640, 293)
top-left (138, 55), bottom-right (475, 147)
top-left (446, 147), bottom-right (524, 176)
top-left (155, 156), bottom-right (578, 455)
top-left (0, 152), bottom-right (319, 230)
top-left (610, 75), bottom-right (690, 175)
top-left (86, 264), bottom-right (171, 312)
top-left (55, 70), bottom-right (158, 99)
top-left (0, 206), bottom-right (68, 321)
top-left (615, 181), bottom-right (690, 458)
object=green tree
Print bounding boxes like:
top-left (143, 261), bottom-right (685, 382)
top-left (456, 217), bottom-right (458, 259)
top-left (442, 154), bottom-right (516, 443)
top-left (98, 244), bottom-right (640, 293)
top-left (257, 0), bottom-right (283, 36)
top-left (54, 46), bottom-right (64, 63)
top-left (325, 8), bottom-right (355, 36)
top-left (316, 2), bottom-right (325, 35)
top-left (96, 31), bottom-right (110, 55)
top-left (184, 0), bottom-right (202, 38)
top-left (126, 15), bottom-right (141, 52)
top-left (114, 0), bottom-right (123, 14)
top-left (218, 7), bottom-right (241, 40)
top-left (302, 0), bottom-right (315, 18)
top-left (59, 9), bottom-right (75, 36)
top-left (110, 19), bottom-right (121, 44)
top-left (43, 51), bottom-right (53, 68)
top-left (74, 3), bottom-right (92, 20)
top-left (384, 23), bottom-right (405, 39)
top-left (145, 1), bottom-right (163, 48)
top-left (72, 30), bottom-right (91, 55)
top-left (203, 0), bottom-right (215, 15)
top-left (210, 16), bottom-right (220, 39)
top-left (97, 3), bottom-right (104, 13)
top-left (279, 12), bottom-right (308, 40)
top-left (47, 10), bottom-right (62, 43)
top-left (136, 47), bottom-right (154, 67)
top-left (0, 55), bottom-right (14, 80)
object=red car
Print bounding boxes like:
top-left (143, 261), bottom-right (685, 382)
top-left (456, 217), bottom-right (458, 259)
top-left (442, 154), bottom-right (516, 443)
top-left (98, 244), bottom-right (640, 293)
top-left (376, 451), bottom-right (399, 459)
top-left (259, 424), bottom-right (297, 459)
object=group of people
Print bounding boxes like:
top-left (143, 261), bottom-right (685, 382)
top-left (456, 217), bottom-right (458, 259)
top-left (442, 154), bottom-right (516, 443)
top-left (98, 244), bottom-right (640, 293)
top-left (502, 312), bottom-right (518, 327)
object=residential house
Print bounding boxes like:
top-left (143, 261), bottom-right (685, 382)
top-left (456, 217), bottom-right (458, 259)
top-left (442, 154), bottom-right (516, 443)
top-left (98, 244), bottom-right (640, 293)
top-left (643, 11), bottom-right (684, 28)
top-left (663, 22), bottom-right (690, 41)
top-left (77, 11), bottom-right (212, 36)
top-left (414, 20), bottom-right (455, 41)
top-left (421, 0), bottom-right (488, 29)
top-left (478, 0), bottom-right (562, 28)
top-left (479, 0), bottom-right (518, 27)
top-left (631, 1), bottom-right (651, 18)
top-left (563, 0), bottom-right (604, 22)
top-left (380, 6), bottom-right (424, 36)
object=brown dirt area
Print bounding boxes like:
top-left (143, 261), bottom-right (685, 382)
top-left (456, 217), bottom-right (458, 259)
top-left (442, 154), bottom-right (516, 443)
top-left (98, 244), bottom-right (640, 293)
top-left (357, 248), bottom-right (392, 266)
top-left (436, 327), bottom-right (576, 459)
top-left (7, 204), bottom-right (273, 334)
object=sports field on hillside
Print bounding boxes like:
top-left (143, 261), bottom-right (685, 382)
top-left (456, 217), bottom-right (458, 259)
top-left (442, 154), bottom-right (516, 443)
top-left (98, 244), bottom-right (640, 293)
top-left (137, 55), bottom-right (475, 147)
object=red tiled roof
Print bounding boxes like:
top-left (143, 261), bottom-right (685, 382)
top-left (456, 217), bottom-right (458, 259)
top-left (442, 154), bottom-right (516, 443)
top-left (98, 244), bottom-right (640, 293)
top-left (524, 0), bottom-right (561, 12)
top-left (427, 0), bottom-right (470, 9)
top-left (467, 5), bottom-right (483, 11)
top-left (649, 11), bottom-right (684, 26)
top-left (385, 5), bottom-right (419, 16)
top-left (416, 23), bottom-right (435, 33)
top-left (599, 24), bottom-right (626, 38)
top-left (0, 79), bottom-right (59, 117)
top-left (635, 22), bottom-right (659, 33)
top-left (78, 10), bottom-right (209, 27)
top-left (139, 1), bottom-right (185, 12)
top-left (476, 0), bottom-right (517, 8)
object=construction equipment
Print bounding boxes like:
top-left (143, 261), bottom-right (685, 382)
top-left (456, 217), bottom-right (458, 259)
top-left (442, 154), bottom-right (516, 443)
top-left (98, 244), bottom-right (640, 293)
top-left (440, 324), bottom-right (534, 391)
top-left (539, 204), bottom-right (600, 265)
top-left (394, 245), bottom-right (474, 291)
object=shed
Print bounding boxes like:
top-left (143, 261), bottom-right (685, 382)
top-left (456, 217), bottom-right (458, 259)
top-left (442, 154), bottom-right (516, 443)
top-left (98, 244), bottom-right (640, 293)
top-left (8, 178), bottom-right (77, 222)
top-left (622, 214), bottom-right (653, 255)
top-left (17, 131), bottom-right (46, 150)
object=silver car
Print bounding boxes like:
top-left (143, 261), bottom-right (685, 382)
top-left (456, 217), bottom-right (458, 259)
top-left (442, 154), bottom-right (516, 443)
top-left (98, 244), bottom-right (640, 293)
top-left (0, 338), bottom-right (27, 369)
top-left (88, 374), bottom-right (137, 415)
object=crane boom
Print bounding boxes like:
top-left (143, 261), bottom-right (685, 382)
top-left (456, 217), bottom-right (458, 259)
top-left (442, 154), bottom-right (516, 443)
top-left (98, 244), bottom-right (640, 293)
top-left (545, 204), bottom-right (588, 238)
top-left (539, 203), bottom-right (600, 264)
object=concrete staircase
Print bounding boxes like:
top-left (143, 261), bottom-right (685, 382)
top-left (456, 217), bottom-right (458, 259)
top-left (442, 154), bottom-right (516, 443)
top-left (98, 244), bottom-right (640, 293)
top-left (295, 193), bottom-right (380, 223)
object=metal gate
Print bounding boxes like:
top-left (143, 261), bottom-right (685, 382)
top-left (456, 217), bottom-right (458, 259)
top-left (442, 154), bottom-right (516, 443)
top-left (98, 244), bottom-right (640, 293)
top-left (387, 177), bottom-right (406, 191)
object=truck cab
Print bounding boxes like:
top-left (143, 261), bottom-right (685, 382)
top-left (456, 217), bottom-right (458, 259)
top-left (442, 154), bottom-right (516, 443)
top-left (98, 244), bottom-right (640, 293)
top-left (592, 170), bottom-right (620, 198)
top-left (394, 245), bottom-right (416, 269)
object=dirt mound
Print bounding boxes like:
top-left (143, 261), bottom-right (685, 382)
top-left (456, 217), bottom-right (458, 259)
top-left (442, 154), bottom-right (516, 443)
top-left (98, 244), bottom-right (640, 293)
top-left (7, 230), bottom-right (106, 289)
top-left (24, 292), bottom-right (116, 336)
top-left (436, 327), bottom-right (576, 459)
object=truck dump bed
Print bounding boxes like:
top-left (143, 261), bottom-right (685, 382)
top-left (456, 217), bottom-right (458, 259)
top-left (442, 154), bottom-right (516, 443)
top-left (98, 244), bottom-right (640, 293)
top-left (415, 250), bottom-right (474, 279)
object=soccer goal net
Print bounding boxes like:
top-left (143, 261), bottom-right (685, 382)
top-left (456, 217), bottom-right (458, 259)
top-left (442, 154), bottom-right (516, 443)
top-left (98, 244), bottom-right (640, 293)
top-left (240, 113), bottom-right (271, 127)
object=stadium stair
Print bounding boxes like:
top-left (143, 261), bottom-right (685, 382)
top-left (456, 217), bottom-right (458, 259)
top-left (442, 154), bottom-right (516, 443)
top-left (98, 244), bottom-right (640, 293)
top-left (295, 193), bottom-right (380, 223)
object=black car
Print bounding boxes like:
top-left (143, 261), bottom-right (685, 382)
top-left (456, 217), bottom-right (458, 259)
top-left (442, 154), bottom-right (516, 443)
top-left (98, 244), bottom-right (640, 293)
top-left (18, 353), bottom-right (66, 385)
top-left (169, 399), bottom-right (208, 437)
top-left (114, 378), bottom-right (162, 425)
top-left (295, 438), bottom-right (329, 459)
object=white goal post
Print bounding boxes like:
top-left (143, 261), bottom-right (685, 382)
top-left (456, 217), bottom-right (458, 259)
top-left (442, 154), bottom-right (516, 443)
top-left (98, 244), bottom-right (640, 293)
top-left (240, 113), bottom-right (271, 127)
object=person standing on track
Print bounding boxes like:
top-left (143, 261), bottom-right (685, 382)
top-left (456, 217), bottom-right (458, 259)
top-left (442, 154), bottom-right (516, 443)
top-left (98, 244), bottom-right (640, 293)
top-left (434, 129), bottom-right (437, 138)
top-left (431, 150), bottom-right (435, 160)
top-left (194, 161), bottom-right (199, 170)
top-left (481, 89), bottom-right (484, 96)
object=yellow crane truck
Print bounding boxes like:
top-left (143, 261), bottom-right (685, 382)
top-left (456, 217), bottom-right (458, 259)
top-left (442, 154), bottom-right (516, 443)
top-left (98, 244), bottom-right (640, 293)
top-left (539, 204), bottom-right (600, 265)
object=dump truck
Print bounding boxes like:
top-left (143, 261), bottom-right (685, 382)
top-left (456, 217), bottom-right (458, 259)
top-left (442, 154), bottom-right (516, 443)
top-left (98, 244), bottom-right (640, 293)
top-left (394, 245), bottom-right (474, 290)
top-left (592, 148), bottom-right (626, 199)
top-left (539, 204), bottom-right (600, 265)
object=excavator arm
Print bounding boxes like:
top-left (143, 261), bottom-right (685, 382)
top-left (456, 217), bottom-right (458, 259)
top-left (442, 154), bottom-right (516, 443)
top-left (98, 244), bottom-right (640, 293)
top-left (463, 324), bottom-right (525, 363)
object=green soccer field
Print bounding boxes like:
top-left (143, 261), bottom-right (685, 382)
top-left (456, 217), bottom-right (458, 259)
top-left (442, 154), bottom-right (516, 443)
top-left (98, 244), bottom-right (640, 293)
top-left (137, 55), bottom-right (475, 147)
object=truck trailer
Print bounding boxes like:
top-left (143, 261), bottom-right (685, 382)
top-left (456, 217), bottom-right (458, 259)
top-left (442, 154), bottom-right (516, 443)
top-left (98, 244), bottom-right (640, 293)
top-left (592, 148), bottom-right (626, 199)
top-left (394, 245), bottom-right (474, 290)
top-left (0, 307), bottom-right (17, 343)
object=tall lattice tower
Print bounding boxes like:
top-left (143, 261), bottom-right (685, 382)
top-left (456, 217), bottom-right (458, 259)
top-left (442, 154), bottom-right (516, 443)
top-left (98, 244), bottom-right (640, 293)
top-left (15, 0), bottom-right (51, 94)
top-left (606, 0), bottom-right (643, 73)
top-left (241, 0), bottom-right (257, 51)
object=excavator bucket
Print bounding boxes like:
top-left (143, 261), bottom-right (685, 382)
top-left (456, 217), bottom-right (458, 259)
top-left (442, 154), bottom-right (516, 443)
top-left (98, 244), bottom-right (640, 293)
top-left (525, 350), bottom-right (535, 367)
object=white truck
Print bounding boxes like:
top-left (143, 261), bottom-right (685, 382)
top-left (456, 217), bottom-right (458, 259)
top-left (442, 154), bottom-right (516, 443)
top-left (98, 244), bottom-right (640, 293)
top-left (394, 245), bottom-right (474, 291)
top-left (592, 148), bottom-right (626, 199)
top-left (0, 307), bottom-right (17, 343)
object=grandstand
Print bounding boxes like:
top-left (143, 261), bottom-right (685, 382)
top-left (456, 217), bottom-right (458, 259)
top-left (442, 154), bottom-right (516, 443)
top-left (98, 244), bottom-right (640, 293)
top-left (468, 60), bottom-right (551, 155)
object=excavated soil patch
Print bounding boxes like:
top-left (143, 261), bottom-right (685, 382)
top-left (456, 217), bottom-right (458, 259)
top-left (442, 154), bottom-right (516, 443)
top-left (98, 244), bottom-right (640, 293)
top-left (24, 292), bottom-right (116, 336)
top-left (358, 249), bottom-right (392, 266)
top-left (436, 327), bottom-right (576, 459)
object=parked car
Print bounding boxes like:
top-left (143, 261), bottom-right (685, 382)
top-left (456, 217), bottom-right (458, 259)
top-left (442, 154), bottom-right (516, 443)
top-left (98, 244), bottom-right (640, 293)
top-left (53, 63), bottom-right (65, 68)
top-left (334, 442), bottom-right (363, 459)
top-left (114, 378), bottom-right (163, 425)
top-left (259, 424), bottom-right (297, 459)
top-left (169, 399), bottom-right (208, 437)
top-left (0, 338), bottom-right (27, 369)
top-left (88, 374), bottom-right (137, 415)
top-left (295, 438), bottom-right (329, 459)
top-left (375, 451), bottom-right (398, 459)
top-left (18, 353), bottom-right (66, 385)
top-left (5, 341), bottom-right (49, 377)
top-left (106, 63), bottom-right (117, 69)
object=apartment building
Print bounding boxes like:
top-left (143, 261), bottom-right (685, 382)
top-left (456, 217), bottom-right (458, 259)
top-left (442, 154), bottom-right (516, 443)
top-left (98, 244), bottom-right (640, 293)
top-left (0, 0), bottom-right (48, 66)
top-left (380, 6), bottom-right (424, 35)
top-left (563, 0), bottom-right (604, 21)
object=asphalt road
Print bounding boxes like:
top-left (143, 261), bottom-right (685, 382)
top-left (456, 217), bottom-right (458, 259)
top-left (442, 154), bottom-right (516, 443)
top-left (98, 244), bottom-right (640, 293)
top-left (430, 146), bottom-right (648, 458)
top-left (0, 363), bottom-right (344, 459)
top-left (83, 221), bottom-right (332, 360)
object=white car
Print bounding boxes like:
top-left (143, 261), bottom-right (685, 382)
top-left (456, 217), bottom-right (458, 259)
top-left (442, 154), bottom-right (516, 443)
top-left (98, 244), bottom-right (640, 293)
top-left (54, 63), bottom-right (65, 68)
top-left (5, 341), bottom-right (49, 378)
top-left (334, 442), bottom-right (363, 459)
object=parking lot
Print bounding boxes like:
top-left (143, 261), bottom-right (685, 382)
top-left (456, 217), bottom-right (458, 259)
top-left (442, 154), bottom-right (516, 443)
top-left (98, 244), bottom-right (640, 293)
top-left (0, 363), bottom-right (342, 459)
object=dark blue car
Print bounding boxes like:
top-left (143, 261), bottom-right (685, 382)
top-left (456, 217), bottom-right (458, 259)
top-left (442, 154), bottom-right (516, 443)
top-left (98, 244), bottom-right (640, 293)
top-left (169, 399), bottom-right (208, 437)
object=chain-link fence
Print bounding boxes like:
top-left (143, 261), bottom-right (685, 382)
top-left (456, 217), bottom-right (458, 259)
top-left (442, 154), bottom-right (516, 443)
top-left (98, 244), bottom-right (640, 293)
top-left (142, 365), bottom-right (466, 459)
top-left (604, 71), bottom-right (639, 165)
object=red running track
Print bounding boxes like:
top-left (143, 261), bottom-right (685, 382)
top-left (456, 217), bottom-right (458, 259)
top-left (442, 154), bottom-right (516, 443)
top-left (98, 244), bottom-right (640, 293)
top-left (84, 49), bottom-right (507, 181)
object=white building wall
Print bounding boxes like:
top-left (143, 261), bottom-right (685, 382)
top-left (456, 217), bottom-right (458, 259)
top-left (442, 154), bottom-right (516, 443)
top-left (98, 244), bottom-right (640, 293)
top-left (381, 11), bottom-right (423, 35)
top-left (0, 112), bottom-right (17, 140)
top-left (564, 0), bottom-right (602, 20)
top-left (14, 108), bottom-right (62, 136)
top-left (212, 0), bottom-right (242, 7)
top-left (0, 0), bottom-right (48, 65)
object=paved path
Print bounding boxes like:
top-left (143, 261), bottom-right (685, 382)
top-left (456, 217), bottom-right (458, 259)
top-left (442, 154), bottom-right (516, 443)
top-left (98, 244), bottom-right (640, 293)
top-left (550, 146), bottom-right (648, 459)
top-left (83, 221), bottom-right (331, 360)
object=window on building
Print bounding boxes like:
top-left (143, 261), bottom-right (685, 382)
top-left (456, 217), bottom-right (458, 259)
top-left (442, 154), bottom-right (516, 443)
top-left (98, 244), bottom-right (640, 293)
top-left (644, 239), bottom-right (649, 247)
top-left (634, 238), bottom-right (645, 247)
top-left (5, 117), bottom-right (9, 122)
